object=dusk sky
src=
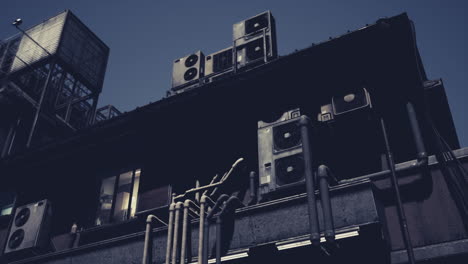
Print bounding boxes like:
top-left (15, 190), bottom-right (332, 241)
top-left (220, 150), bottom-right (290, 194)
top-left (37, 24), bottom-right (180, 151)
top-left (1, 0), bottom-right (467, 146)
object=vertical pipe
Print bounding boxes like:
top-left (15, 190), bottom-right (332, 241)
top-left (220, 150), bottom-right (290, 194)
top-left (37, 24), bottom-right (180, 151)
top-left (1, 118), bottom-right (18, 157)
top-left (203, 219), bottom-right (210, 264)
top-left (6, 118), bottom-right (21, 156)
top-left (198, 196), bottom-right (206, 264)
top-left (165, 203), bottom-right (176, 264)
top-left (180, 200), bottom-right (190, 264)
top-left (249, 171), bottom-right (256, 204)
top-left (262, 28), bottom-right (267, 63)
top-left (232, 40), bottom-right (237, 73)
top-left (406, 102), bottom-right (428, 162)
top-left (195, 180), bottom-right (200, 203)
top-left (317, 165), bottom-right (335, 242)
top-left (299, 115), bottom-right (321, 246)
top-left (380, 118), bottom-right (416, 264)
top-left (202, 194), bottom-right (229, 264)
top-left (215, 217), bottom-right (222, 264)
top-left (64, 78), bottom-right (78, 123)
top-left (26, 61), bottom-right (55, 147)
top-left (172, 202), bottom-right (183, 264)
top-left (87, 94), bottom-right (99, 126)
top-left (142, 217), bottom-right (154, 264)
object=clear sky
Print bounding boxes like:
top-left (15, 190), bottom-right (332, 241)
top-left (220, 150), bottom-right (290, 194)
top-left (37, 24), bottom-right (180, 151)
top-left (1, 0), bottom-right (467, 146)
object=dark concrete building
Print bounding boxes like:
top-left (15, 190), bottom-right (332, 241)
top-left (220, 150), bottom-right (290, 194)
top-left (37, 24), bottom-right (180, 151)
top-left (0, 11), bottom-right (467, 264)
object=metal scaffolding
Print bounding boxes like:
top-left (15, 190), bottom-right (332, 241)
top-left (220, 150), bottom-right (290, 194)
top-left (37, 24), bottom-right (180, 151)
top-left (95, 105), bottom-right (122, 123)
top-left (0, 10), bottom-right (109, 157)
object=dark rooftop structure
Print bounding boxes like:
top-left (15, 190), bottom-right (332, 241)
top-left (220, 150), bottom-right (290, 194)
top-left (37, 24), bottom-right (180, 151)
top-left (0, 11), bottom-right (467, 264)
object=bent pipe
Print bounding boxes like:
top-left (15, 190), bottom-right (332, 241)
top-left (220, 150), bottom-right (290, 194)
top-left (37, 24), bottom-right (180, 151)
top-left (215, 196), bottom-right (243, 264)
top-left (171, 202), bottom-right (184, 264)
top-left (299, 115), bottom-right (321, 246)
top-left (142, 216), bottom-right (155, 264)
top-left (317, 165), bottom-right (335, 243)
top-left (143, 214), bottom-right (167, 264)
top-left (175, 158), bottom-right (244, 200)
top-left (203, 194), bottom-right (230, 264)
top-left (165, 203), bottom-right (176, 264)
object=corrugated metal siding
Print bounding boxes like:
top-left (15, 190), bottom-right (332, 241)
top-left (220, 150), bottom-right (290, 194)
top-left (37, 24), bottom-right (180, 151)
top-left (10, 12), bottom-right (66, 73)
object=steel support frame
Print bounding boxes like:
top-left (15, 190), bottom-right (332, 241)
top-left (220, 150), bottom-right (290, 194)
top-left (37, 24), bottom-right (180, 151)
top-left (26, 59), bottom-right (56, 147)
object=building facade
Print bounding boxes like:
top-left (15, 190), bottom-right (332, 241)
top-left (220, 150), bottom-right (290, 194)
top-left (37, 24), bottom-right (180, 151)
top-left (0, 12), bottom-right (467, 264)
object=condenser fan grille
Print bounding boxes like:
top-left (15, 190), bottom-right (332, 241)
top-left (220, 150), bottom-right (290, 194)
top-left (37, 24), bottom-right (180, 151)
top-left (15, 208), bottom-right (30, 227)
top-left (184, 54), bottom-right (199, 67)
top-left (245, 14), bottom-right (269, 35)
top-left (332, 88), bottom-right (371, 115)
top-left (275, 154), bottom-right (305, 186)
top-left (273, 121), bottom-right (301, 151)
top-left (8, 229), bottom-right (25, 249)
top-left (184, 68), bottom-right (198, 81)
top-left (245, 37), bottom-right (270, 61)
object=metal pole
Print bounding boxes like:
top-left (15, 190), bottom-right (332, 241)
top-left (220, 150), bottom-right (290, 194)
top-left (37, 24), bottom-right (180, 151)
top-left (299, 115), bottom-right (321, 246)
top-left (262, 28), bottom-right (267, 63)
top-left (198, 196), bottom-right (206, 264)
top-left (249, 171), bottom-right (257, 204)
top-left (142, 217), bottom-right (154, 264)
top-left (380, 117), bottom-right (416, 264)
top-left (165, 203), bottom-right (176, 264)
top-left (215, 217), bottom-right (222, 264)
top-left (180, 200), bottom-right (192, 264)
top-left (172, 202), bottom-right (183, 264)
top-left (143, 214), bottom-right (168, 264)
top-left (406, 102), bottom-right (428, 164)
top-left (1, 117), bottom-right (19, 157)
top-left (204, 194), bottom-right (229, 264)
top-left (87, 95), bottom-right (99, 126)
top-left (26, 61), bottom-right (55, 147)
top-left (317, 165), bottom-right (335, 243)
top-left (65, 78), bottom-right (78, 122)
top-left (6, 117), bottom-right (21, 155)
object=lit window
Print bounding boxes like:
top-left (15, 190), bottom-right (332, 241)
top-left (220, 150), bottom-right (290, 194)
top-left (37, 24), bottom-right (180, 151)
top-left (95, 169), bottom-right (141, 225)
top-left (0, 192), bottom-right (15, 216)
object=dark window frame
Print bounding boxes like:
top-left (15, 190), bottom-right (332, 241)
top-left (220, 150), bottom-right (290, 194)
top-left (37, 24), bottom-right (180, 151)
top-left (95, 168), bottom-right (141, 226)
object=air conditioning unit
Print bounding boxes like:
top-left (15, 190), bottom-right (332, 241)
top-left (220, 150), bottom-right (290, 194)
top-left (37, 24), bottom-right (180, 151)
top-left (4, 199), bottom-right (52, 257)
top-left (233, 11), bottom-right (277, 70)
top-left (171, 51), bottom-right (205, 91)
top-left (205, 46), bottom-right (234, 77)
top-left (257, 108), bottom-right (304, 199)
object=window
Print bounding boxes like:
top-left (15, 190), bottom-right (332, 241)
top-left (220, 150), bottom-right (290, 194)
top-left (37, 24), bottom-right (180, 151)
top-left (95, 169), bottom-right (141, 225)
top-left (0, 192), bottom-right (15, 216)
